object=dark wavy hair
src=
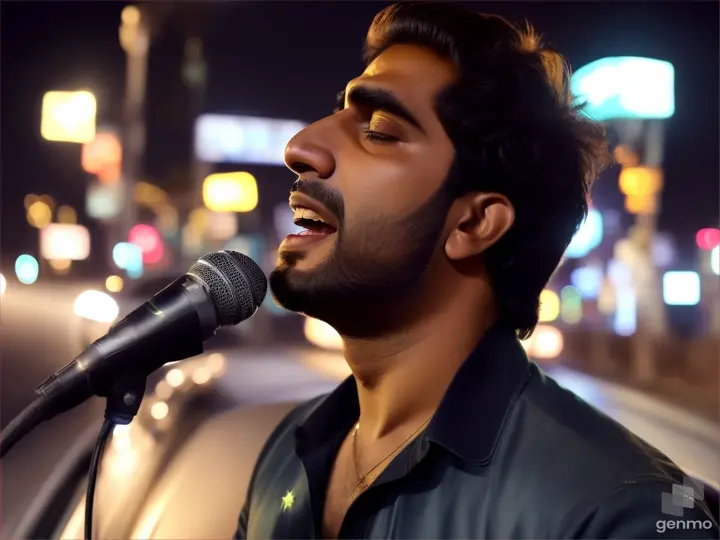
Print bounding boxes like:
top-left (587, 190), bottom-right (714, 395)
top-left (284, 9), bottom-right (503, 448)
top-left (364, 2), bottom-right (611, 339)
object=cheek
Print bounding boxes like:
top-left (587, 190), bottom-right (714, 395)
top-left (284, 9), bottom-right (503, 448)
top-left (340, 154), bottom-right (452, 218)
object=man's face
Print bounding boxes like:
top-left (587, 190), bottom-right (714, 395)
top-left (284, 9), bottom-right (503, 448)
top-left (270, 44), bottom-right (457, 336)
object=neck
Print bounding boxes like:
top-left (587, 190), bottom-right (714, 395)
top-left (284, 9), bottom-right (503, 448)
top-left (341, 278), bottom-right (495, 441)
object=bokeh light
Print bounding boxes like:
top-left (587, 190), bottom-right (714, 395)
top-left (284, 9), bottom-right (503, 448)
top-left (696, 228), bottom-right (720, 251)
top-left (663, 271), bottom-right (701, 306)
top-left (570, 266), bottom-right (603, 299)
top-left (73, 290), bottom-right (119, 323)
top-left (560, 286), bottom-right (583, 324)
top-left (129, 224), bottom-right (163, 265)
top-left (27, 201), bottom-right (52, 229)
top-left (565, 208), bottom-right (603, 259)
top-left (15, 254), bottom-right (39, 285)
top-left (40, 90), bottom-right (97, 143)
top-left (57, 205), bottom-right (78, 224)
top-left (106, 275), bottom-right (124, 292)
top-left (202, 172), bottom-right (258, 213)
top-left (711, 246), bottom-right (719, 276)
top-left (150, 401), bottom-right (169, 420)
top-left (521, 325), bottom-right (564, 360)
top-left (0, 274), bottom-right (6, 296)
top-left (113, 242), bottom-right (144, 278)
top-left (304, 317), bottom-right (343, 350)
top-left (48, 259), bottom-right (72, 274)
top-left (613, 289), bottom-right (637, 336)
top-left (538, 289), bottom-right (560, 323)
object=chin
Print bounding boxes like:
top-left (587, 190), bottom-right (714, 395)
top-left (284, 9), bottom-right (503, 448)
top-left (268, 263), bottom-right (317, 315)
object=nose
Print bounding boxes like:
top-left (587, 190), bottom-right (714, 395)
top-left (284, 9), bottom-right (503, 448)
top-left (284, 122), bottom-right (336, 179)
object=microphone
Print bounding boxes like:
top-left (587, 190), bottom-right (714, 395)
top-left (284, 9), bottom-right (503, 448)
top-left (36, 250), bottom-right (268, 420)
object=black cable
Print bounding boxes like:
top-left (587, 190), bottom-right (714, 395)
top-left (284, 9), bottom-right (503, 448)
top-left (0, 396), bottom-right (47, 459)
top-left (84, 418), bottom-right (115, 540)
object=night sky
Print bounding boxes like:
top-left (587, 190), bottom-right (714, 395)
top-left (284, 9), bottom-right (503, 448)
top-left (2, 1), bottom-right (718, 276)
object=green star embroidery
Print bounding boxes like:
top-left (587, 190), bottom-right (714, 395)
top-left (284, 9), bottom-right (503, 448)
top-left (281, 490), bottom-right (295, 512)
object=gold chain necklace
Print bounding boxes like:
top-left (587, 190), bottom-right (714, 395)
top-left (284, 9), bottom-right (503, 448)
top-left (352, 415), bottom-right (433, 493)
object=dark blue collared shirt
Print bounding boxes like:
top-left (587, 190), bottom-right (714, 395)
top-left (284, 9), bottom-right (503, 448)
top-left (236, 325), bottom-right (719, 539)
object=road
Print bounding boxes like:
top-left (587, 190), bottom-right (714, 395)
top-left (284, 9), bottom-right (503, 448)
top-left (1, 282), bottom-right (107, 539)
top-left (1, 282), bottom-right (718, 538)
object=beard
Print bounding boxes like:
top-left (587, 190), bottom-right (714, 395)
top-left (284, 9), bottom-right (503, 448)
top-left (269, 180), bottom-right (454, 338)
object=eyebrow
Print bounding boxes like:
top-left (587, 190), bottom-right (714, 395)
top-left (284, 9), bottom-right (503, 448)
top-left (336, 86), bottom-right (424, 132)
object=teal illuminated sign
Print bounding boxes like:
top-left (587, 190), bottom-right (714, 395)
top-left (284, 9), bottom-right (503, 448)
top-left (571, 57), bottom-right (674, 121)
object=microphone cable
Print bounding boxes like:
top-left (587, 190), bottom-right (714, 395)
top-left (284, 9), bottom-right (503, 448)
top-left (84, 418), bottom-right (114, 540)
top-left (0, 396), bottom-right (48, 458)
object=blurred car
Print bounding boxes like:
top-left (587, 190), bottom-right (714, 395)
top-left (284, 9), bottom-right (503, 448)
top-left (5, 347), bottom-right (719, 540)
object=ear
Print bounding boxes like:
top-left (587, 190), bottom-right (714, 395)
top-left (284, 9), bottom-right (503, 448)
top-left (445, 192), bottom-right (515, 261)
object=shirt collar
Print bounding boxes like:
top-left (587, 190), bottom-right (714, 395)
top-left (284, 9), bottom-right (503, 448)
top-left (295, 323), bottom-right (532, 464)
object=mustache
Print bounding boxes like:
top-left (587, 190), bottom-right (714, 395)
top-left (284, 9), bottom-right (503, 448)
top-left (291, 179), bottom-right (345, 223)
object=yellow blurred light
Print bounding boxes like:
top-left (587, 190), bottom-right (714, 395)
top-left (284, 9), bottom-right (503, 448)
top-left (134, 182), bottom-right (168, 208)
top-left (619, 166), bottom-right (662, 198)
top-left (206, 353), bottom-right (227, 377)
top-left (538, 289), bottom-right (560, 323)
top-left (0, 274), bottom-right (6, 296)
top-left (613, 145), bottom-right (640, 167)
top-left (188, 208), bottom-right (209, 233)
top-left (624, 194), bottom-right (657, 215)
top-left (40, 194), bottom-right (55, 209)
top-left (49, 259), bottom-right (72, 273)
top-left (106, 275), bottom-right (124, 292)
top-left (121, 5), bottom-right (141, 25)
top-left (73, 290), bottom-right (119, 323)
top-left (192, 367), bottom-right (212, 385)
top-left (527, 325), bottom-right (564, 360)
top-left (27, 201), bottom-right (52, 229)
top-left (24, 194), bottom-right (39, 210)
top-left (41, 90), bottom-right (96, 143)
top-left (165, 368), bottom-right (185, 388)
top-left (304, 317), bottom-right (344, 351)
top-left (202, 172), bottom-right (258, 213)
top-left (57, 205), bottom-right (77, 224)
top-left (150, 401), bottom-right (169, 420)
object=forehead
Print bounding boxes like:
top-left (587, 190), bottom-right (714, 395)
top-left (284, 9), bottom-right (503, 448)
top-left (353, 44), bottom-right (457, 120)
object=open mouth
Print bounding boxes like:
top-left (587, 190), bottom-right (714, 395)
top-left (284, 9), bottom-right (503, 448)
top-left (292, 207), bottom-right (338, 236)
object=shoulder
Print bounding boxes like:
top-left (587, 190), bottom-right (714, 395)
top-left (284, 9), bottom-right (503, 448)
top-left (509, 366), bottom-right (680, 481)
top-left (493, 365), bottom-right (716, 535)
top-left (561, 479), bottom-right (719, 538)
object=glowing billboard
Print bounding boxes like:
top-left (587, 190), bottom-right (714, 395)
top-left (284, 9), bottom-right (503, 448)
top-left (571, 57), bottom-right (674, 121)
top-left (194, 114), bottom-right (306, 165)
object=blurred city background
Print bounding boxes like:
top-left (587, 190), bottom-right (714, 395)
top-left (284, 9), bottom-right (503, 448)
top-left (1, 2), bottom-right (718, 538)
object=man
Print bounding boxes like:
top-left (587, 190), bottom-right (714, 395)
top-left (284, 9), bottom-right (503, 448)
top-left (236, 3), bottom-right (718, 539)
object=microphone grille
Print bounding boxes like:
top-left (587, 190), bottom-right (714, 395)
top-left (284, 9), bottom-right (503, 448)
top-left (188, 251), bottom-right (268, 325)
